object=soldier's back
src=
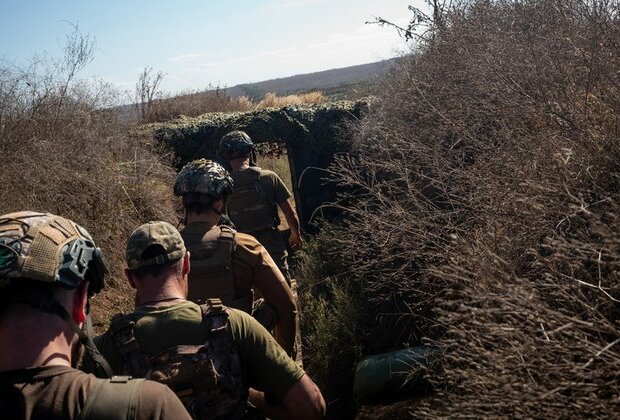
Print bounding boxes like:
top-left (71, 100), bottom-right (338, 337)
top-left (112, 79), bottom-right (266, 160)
top-left (0, 365), bottom-right (190, 420)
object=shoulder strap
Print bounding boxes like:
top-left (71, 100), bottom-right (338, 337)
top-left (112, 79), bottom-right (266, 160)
top-left (199, 299), bottom-right (230, 332)
top-left (218, 225), bottom-right (237, 258)
top-left (218, 224), bottom-right (236, 244)
top-left (110, 313), bottom-right (150, 377)
top-left (78, 376), bottom-right (145, 420)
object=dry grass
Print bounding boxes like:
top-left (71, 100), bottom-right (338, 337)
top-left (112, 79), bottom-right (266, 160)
top-left (255, 91), bottom-right (327, 109)
top-left (139, 89), bottom-right (327, 123)
top-left (300, 0), bottom-right (620, 417)
top-left (0, 30), bottom-right (178, 330)
top-left (140, 87), bottom-right (254, 123)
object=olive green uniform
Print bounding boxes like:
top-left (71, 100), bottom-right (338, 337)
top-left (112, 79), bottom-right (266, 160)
top-left (0, 365), bottom-right (190, 419)
top-left (92, 301), bottom-right (304, 401)
top-left (227, 167), bottom-right (293, 280)
top-left (182, 222), bottom-right (297, 355)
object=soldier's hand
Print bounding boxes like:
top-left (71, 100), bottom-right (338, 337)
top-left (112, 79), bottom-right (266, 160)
top-left (289, 231), bottom-right (303, 251)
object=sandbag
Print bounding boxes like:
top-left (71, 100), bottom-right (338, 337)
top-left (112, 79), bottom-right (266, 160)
top-left (353, 346), bottom-right (431, 400)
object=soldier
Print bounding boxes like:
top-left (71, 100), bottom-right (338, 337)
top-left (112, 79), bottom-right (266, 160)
top-left (173, 159), bottom-right (297, 356)
top-left (90, 221), bottom-right (326, 419)
top-left (218, 130), bottom-right (303, 283)
top-left (0, 211), bottom-right (190, 419)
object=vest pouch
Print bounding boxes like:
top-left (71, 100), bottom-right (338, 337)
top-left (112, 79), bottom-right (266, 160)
top-left (148, 344), bottom-right (218, 397)
top-left (110, 304), bottom-right (246, 419)
top-left (252, 298), bottom-right (277, 332)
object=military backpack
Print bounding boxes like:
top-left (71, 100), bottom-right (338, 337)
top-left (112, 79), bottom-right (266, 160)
top-left (227, 167), bottom-right (279, 233)
top-left (109, 300), bottom-right (246, 420)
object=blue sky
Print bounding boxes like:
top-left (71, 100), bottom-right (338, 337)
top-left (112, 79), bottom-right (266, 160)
top-left (0, 0), bottom-right (422, 93)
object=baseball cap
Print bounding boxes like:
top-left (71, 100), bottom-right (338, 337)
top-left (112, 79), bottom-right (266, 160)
top-left (126, 221), bottom-right (186, 270)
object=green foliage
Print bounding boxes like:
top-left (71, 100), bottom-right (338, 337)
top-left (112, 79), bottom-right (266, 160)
top-left (238, 84), bottom-right (264, 101)
top-left (299, 233), bottom-right (364, 418)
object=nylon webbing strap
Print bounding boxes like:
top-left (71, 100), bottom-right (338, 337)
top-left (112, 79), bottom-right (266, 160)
top-left (78, 377), bottom-right (144, 420)
top-left (27, 291), bottom-right (114, 378)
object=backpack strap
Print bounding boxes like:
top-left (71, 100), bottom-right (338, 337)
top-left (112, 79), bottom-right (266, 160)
top-left (78, 376), bottom-right (145, 420)
top-left (218, 225), bottom-right (237, 271)
top-left (110, 313), bottom-right (150, 377)
top-left (199, 299), bottom-right (230, 333)
top-left (218, 225), bottom-right (237, 249)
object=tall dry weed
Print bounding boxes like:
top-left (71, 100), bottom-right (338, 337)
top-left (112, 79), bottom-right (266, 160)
top-left (0, 30), bottom-right (178, 329)
top-left (256, 91), bottom-right (327, 109)
top-left (140, 86), bottom-right (253, 123)
top-left (302, 0), bottom-right (620, 416)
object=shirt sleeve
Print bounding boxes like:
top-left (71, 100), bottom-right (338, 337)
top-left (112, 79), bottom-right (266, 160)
top-left (233, 233), bottom-right (297, 355)
top-left (227, 309), bottom-right (304, 401)
top-left (262, 169), bottom-right (291, 204)
top-left (136, 380), bottom-right (192, 420)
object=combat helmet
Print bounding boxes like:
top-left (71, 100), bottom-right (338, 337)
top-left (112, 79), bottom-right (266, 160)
top-left (218, 130), bottom-right (254, 160)
top-left (174, 159), bottom-right (234, 206)
top-left (0, 211), bottom-right (113, 376)
top-left (0, 211), bottom-right (108, 294)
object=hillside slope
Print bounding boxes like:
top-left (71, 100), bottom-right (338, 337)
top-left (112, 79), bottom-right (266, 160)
top-left (226, 59), bottom-right (395, 99)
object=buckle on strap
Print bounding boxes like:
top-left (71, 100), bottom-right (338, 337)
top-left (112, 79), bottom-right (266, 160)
top-left (218, 225), bottom-right (236, 242)
top-left (201, 298), bottom-right (223, 314)
top-left (111, 316), bottom-right (140, 354)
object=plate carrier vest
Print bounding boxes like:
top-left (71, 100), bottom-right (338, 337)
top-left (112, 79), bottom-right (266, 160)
top-left (109, 299), bottom-right (246, 420)
top-left (227, 167), bottom-right (279, 233)
top-left (181, 225), bottom-right (253, 314)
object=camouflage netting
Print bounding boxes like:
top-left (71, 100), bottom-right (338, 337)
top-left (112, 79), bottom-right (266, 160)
top-left (146, 100), bottom-right (370, 232)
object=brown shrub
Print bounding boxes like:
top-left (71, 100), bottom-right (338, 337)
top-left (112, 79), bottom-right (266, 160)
top-left (0, 32), bottom-right (178, 330)
top-left (140, 86), bottom-right (253, 123)
top-left (302, 0), bottom-right (620, 416)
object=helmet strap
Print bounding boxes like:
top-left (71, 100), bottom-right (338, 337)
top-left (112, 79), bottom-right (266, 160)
top-left (85, 313), bottom-right (95, 342)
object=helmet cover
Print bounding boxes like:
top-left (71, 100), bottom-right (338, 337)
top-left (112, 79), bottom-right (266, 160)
top-left (173, 159), bottom-right (234, 198)
top-left (218, 130), bottom-right (254, 160)
top-left (0, 211), bottom-right (108, 295)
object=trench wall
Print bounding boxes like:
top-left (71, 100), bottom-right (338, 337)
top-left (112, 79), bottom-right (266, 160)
top-left (150, 100), bottom-right (369, 232)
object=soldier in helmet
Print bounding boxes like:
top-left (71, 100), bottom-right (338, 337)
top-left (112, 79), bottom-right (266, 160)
top-left (218, 130), bottom-right (303, 283)
top-left (173, 159), bottom-right (298, 356)
top-left (0, 211), bottom-right (190, 419)
top-left (88, 221), bottom-right (326, 419)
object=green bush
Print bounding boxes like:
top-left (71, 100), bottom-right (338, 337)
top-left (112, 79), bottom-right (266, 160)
top-left (299, 233), bottom-right (364, 418)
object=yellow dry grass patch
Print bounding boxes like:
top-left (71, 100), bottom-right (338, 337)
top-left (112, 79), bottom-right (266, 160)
top-left (256, 91), bottom-right (327, 109)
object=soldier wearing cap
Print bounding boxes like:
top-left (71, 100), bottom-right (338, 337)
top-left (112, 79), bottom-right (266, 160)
top-left (218, 130), bottom-right (303, 283)
top-left (0, 211), bottom-right (190, 419)
top-left (87, 221), bottom-right (326, 420)
top-left (173, 159), bottom-right (298, 356)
